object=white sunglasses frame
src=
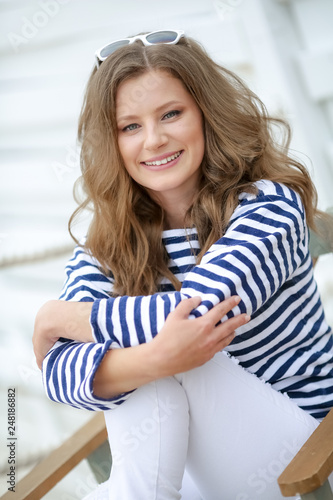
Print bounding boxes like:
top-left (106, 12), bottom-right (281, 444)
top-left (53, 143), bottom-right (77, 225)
top-left (94, 29), bottom-right (185, 69)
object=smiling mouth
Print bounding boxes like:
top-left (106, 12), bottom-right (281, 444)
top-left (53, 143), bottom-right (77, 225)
top-left (143, 151), bottom-right (182, 167)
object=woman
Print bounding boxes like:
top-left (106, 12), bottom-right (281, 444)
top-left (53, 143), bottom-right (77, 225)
top-left (33, 31), bottom-right (333, 499)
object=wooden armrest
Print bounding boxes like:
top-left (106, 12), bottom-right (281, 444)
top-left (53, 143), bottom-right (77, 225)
top-left (278, 408), bottom-right (333, 497)
top-left (0, 413), bottom-right (107, 500)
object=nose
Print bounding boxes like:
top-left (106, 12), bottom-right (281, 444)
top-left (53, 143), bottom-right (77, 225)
top-left (144, 124), bottom-right (167, 151)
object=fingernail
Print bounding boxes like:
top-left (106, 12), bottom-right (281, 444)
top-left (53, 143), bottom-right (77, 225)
top-left (234, 296), bottom-right (241, 304)
top-left (244, 314), bottom-right (251, 322)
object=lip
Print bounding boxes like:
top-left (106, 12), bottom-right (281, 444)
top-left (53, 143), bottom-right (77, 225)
top-left (142, 150), bottom-right (183, 164)
top-left (140, 150), bottom-right (184, 171)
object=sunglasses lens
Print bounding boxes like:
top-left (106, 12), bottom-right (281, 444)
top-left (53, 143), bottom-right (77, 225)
top-left (99, 39), bottom-right (130, 58)
top-left (96, 31), bottom-right (183, 67)
top-left (146, 30), bottom-right (178, 44)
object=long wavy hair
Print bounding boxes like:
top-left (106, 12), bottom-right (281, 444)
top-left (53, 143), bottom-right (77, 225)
top-left (70, 34), bottom-right (319, 296)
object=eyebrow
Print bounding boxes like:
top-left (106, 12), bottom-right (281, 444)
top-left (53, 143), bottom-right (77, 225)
top-left (116, 100), bottom-right (183, 122)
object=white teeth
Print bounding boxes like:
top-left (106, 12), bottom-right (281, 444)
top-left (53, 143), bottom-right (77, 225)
top-left (144, 151), bottom-right (181, 166)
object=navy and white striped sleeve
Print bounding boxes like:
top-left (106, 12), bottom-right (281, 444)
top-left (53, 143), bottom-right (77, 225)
top-left (90, 182), bottom-right (308, 347)
top-left (42, 339), bottom-right (133, 410)
top-left (42, 244), bottom-right (132, 410)
top-left (59, 244), bottom-right (114, 302)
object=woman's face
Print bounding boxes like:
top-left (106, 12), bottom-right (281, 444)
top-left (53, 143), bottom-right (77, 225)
top-left (116, 70), bottom-right (205, 211)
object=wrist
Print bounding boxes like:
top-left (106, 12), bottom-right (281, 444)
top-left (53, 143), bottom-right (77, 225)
top-left (34, 300), bottom-right (60, 340)
top-left (93, 342), bottom-right (166, 399)
top-left (35, 300), bottom-right (94, 343)
top-left (147, 338), bottom-right (172, 380)
top-left (63, 301), bottom-right (94, 342)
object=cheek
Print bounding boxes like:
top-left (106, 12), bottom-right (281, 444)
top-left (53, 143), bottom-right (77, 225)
top-left (118, 137), bottom-right (137, 167)
top-left (117, 140), bottom-right (142, 182)
top-left (190, 123), bottom-right (205, 157)
top-left (185, 112), bottom-right (204, 147)
top-left (117, 137), bottom-right (127, 157)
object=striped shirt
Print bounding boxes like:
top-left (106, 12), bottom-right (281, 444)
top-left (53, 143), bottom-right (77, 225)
top-left (43, 180), bottom-right (333, 419)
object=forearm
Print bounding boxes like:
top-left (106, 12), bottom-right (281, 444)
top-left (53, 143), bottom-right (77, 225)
top-left (93, 343), bottom-right (160, 398)
top-left (90, 291), bottom-right (184, 345)
top-left (93, 296), bottom-right (247, 399)
top-left (46, 300), bottom-right (94, 342)
top-left (33, 300), bottom-right (94, 368)
top-left (42, 297), bottom-right (247, 408)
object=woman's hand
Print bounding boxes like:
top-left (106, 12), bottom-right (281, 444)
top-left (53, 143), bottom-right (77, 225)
top-left (150, 295), bottom-right (249, 378)
top-left (93, 295), bottom-right (249, 398)
top-left (33, 300), bottom-right (94, 369)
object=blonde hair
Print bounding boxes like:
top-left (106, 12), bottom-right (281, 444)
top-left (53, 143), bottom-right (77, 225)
top-left (70, 35), bottom-right (319, 296)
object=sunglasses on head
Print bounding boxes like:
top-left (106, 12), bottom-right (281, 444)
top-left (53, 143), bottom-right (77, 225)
top-left (95, 29), bottom-right (185, 69)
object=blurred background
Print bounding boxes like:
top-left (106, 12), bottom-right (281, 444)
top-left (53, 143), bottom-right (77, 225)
top-left (1, 0), bottom-right (333, 498)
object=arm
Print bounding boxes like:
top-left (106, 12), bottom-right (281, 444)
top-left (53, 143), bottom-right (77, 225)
top-left (34, 244), bottom-right (121, 411)
top-left (35, 245), bottom-right (247, 409)
top-left (36, 182), bottom-right (305, 410)
top-left (90, 183), bottom-right (307, 347)
top-left (33, 300), bottom-right (94, 369)
top-left (33, 243), bottom-right (112, 368)
top-left (36, 182), bottom-right (307, 353)
top-left (93, 296), bottom-right (249, 398)
top-left (40, 296), bottom-right (249, 409)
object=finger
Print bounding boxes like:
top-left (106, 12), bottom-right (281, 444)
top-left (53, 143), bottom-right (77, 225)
top-left (172, 296), bottom-right (202, 319)
top-left (213, 313), bottom-right (250, 341)
top-left (203, 296), bottom-right (242, 325)
top-left (216, 331), bottom-right (235, 351)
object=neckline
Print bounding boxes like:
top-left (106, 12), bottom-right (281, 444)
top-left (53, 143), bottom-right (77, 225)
top-left (162, 227), bottom-right (198, 238)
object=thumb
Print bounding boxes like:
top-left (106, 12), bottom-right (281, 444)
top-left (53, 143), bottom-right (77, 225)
top-left (173, 296), bottom-right (202, 319)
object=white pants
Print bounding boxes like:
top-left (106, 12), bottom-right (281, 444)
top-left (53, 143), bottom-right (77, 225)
top-left (85, 352), bottom-right (320, 500)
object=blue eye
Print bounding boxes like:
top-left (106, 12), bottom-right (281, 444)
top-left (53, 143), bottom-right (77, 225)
top-left (163, 110), bottom-right (180, 120)
top-left (123, 123), bottom-right (139, 132)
